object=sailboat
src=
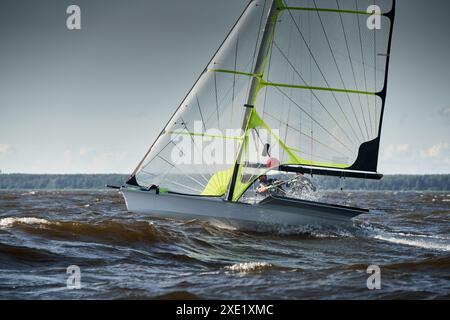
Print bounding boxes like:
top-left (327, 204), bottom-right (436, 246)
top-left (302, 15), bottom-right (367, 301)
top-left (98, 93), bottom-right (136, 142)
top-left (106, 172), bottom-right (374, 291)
top-left (117, 0), bottom-right (396, 228)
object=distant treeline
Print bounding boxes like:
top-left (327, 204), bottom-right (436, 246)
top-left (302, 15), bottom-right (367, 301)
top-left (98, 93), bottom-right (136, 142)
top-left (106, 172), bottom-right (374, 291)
top-left (0, 174), bottom-right (449, 191)
top-left (312, 175), bottom-right (449, 191)
top-left (0, 174), bottom-right (128, 190)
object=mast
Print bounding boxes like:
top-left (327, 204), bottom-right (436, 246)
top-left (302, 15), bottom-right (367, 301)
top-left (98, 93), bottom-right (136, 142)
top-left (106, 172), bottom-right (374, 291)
top-left (226, 0), bottom-right (279, 201)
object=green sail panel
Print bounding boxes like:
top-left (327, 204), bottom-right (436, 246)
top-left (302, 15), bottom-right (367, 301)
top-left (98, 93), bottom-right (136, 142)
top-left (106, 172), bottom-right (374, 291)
top-left (227, 0), bottom-right (395, 201)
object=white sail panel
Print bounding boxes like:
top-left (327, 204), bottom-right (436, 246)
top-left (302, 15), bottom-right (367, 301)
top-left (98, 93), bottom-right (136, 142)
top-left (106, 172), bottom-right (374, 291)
top-left (132, 0), bottom-right (272, 195)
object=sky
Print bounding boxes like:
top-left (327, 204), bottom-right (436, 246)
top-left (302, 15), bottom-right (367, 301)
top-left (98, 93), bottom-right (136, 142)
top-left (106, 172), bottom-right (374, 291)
top-left (0, 0), bottom-right (449, 174)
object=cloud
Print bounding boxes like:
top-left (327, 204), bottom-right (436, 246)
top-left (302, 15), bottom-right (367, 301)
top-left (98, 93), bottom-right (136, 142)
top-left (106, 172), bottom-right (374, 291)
top-left (380, 142), bottom-right (449, 174)
top-left (422, 143), bottom-right (449, 158)
top-left (395, 144), bottom-right (410, 152)
top-left (438, 106), bottom-right (450, 122)
top-left (59, 147), bottom-right (129, 173)
top-left (63, 149), bottom-right (74, 169)
top-left (0, 144), bottom-right (11, 155)
top-left (79, 147), bottom-right (90, 156)
top-left (380, 143), bottom-right (410, 161)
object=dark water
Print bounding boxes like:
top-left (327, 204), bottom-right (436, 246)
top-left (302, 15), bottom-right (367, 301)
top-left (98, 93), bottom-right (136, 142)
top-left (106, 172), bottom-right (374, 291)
top-left (0, 190), bottom-right (449, 300)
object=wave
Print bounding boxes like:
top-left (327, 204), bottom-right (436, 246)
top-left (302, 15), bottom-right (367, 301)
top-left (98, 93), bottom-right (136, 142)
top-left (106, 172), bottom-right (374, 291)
top-left (383, 256), bottom-right (450, 272)
top-left (224, 262), bottom-right (275, 273)
top-left (20, 191), bottom-right (37, 196)
top-left (0, 216), bottom-right (168, 245)
top-left (223, 261), bottom-right (296, 274)
top-left (176, 217), bottom-right (355, 240)
top-left (0, 217), bottom-right (50, 228)
top-left (354, 219), bottom-right (450, 252)
top-left (393, 232), bottom-right (450, 241)
top-left (154, 290), bottom-right (201, 300)
top-left (373, 234), bottom-right (450, 252)
top-left (241, 223), bottom-right (356, 239)
top-left (0, 242), bottom-right (63, 264)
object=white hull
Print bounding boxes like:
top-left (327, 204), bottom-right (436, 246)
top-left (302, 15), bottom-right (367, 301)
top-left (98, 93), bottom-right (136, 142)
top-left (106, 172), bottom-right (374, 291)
top-left (121, 188), bottom-right (365, 229)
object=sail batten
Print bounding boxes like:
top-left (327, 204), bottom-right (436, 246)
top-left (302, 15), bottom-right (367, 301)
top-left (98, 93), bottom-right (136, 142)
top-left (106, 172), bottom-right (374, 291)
top-left (262, 81), bottom-right (376, 95)
top-left (281, 7), bottom-right (384, 16)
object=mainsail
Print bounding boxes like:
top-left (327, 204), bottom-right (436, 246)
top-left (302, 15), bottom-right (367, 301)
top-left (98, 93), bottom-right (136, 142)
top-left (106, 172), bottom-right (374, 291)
top-left (128, 0), bottom-right (396, 202)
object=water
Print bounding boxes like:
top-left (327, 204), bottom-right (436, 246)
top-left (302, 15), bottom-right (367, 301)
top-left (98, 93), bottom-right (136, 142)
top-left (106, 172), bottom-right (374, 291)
top-left (0, 190), bottom-right (449, 299)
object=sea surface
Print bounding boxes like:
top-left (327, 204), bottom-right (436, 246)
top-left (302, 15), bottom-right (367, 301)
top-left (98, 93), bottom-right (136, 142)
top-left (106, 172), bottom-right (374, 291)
top-left (0, 190), bottom-right (449, 300)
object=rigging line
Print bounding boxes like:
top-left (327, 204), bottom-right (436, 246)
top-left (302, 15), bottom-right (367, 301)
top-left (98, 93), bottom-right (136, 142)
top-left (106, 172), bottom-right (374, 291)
top-left (373, 0), bottom-right (378, 135)
top-left (355, 0), bottom-right (373, 137)
top-left (262, 28), bottom-right (275, 116)
top-left (308, 3), bottom-right (313, 174)
top-left (286, 148), bottom-right (347, 165)
top-left (204, 58), bottom-right (256, 127)
top-left (313, 42), bottom-right (383, 71)
top-left (138, 169), bottom-right (166, 183)
top-left (140, 163), bottom-right (196, 181)
top-left (178, 116), bottom-right (215, 184)
top-left (247, 0), bottom-right (268, 96)
top-left (261, 80), bottom-right (374, 95)
top-left (144, 126), bottom-right (194, 173)
top-left (195, 94), bottom-right (207, 132)
top-left (279, 22), bottom-right (294, 130)
top-left (284, 52), bottom-right (294, 149)
top-left (232, 36), bottom-right (239, 126)
top-left (252, 127), bottom-right (275, 161)
top-left (297, 10), bottom-right (303, 162)
top-left (178, 118), bottom-right (226, 182)
top-left (335, 0), bottom-right (370, 141)
top-left (210, 69), bottom-right (257, 77)
top-left (214, 72), bottom-right (220, 130)
top-left (270, 82), bottom-right (355, 155)
top-left (167, 131), bottom-right (243, 141)
top-left (143, 114), bottom-right (212, 175)
top-left (272, 41), bottom-right (359, 149)
top-left (144, 125), bottom-right (222, 188)
top-left (160, 148), bottom-right (206, 189)
top-left (139, 168), bottom-right (172, 185)
top-left (281, 6), bottom-right (382, 16)
top-left (263, 110), bottom-right (350, 158)
top-left (142, 132), bottom-right (181, 170)
top-left (283, 99), bottom-right (292, 147)
top-left (251, 129), bottom-right (270, 158)
top-left (283, 24), bottom-right (295, 139)
top-left (284, 7), bottom-right (366, 145)
top-left (160, 178), bottom-right (204, 194)
top-left (133, 134), bottom-right (174, 181)
top-left (140, 166), bottom-right (205, 191)
top-left (312, 0), bottom-right (364, 145)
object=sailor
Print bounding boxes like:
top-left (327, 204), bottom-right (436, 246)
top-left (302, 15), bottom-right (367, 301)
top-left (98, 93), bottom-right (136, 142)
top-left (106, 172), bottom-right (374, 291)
top-left (256, 157), bottom-right (284, 196)
top-left (256, 175), bottom-right (284, 196)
